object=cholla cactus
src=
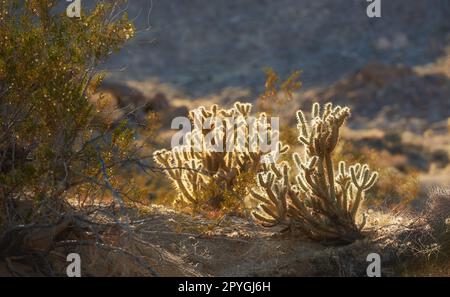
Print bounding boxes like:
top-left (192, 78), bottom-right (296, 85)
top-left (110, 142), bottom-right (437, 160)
top-left (252, 103), bottom-right (378, 243)
top-left (153, 102), bottom-right (288, 210)
top-left (250, 161), bottom-right (291, 226)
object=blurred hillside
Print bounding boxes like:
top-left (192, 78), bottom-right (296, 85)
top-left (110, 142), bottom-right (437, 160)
top-left (105, 0), bottom-right (450, 96)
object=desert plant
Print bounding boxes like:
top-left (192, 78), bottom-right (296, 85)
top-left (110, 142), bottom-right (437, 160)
top-left (257, 68), bottom-right (302, 116)
top-left (427, 187), bottom-right (450, 247)
top-left (0, 0), bottom-right (137, 228)
top-left (257, 69), bottom-right (303, 148)
top-left (153, 102), bottom-right (288, 212)
top-left (251, 103), bottom-right (378, 244)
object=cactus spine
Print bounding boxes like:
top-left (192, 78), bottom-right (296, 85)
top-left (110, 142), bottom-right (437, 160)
top-left (154, 102), bottom-right (288, 210)
top-left (252, 103), bottom-right (378, 243)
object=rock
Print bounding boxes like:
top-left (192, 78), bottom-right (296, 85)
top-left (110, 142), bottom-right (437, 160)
top-left (97, 82), bottom-right (147, 110)
top-left (355, 62), bottom-right (414, 87)
top-left (144, 92), bottom-right (170, 112)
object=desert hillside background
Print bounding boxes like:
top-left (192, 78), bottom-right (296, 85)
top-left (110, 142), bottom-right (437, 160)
top-left (105, 0), bottom-right (450, 195)
top-left (0, 0), bottom-right (449, 277)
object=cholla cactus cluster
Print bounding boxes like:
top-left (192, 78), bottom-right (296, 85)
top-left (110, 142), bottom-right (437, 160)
top-left (251, 103), bottom-right (378, 243)
top-left (153, 102), bottom-right (288, 210)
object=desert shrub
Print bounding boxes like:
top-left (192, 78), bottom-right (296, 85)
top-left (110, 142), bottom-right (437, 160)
top-left (257, 68), bottom-right (302, 115)
top-left (369, 167), bottom-right (419, 209)
top-left (153, 102), bottom-right (289, 213)
top-left (0, 0), bottom-right (137, 228)
top-left (251, 103), bottom-right (378, 244)
top-left (257, 68), bottom-right (302, 148)
top-left (427, 187), bottom-right (450, 248)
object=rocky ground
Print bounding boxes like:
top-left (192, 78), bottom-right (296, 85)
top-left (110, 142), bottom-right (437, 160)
top-left (2, 204), bottom-right (440, 277)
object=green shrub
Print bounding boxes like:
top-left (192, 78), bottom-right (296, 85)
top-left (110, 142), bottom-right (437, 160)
top-left (0, 0), bottom-right (136, 227)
